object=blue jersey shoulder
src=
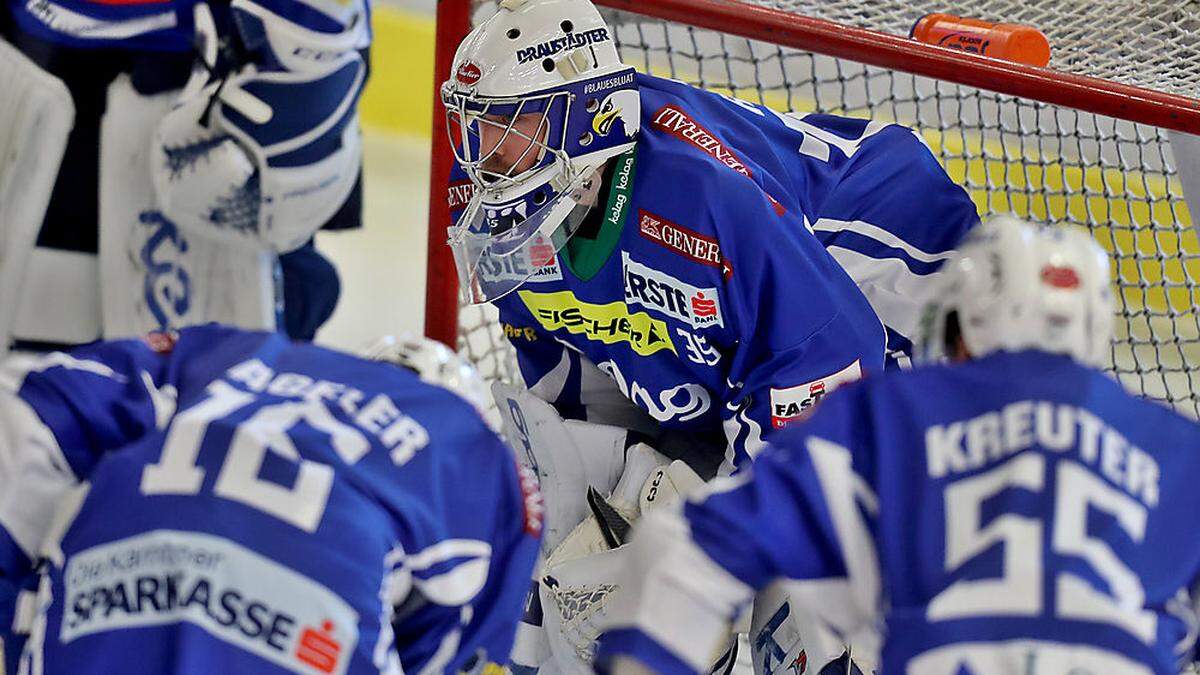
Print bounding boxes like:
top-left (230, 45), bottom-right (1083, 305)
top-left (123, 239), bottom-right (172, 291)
top-left (634, 74), bottom-right (880, 350)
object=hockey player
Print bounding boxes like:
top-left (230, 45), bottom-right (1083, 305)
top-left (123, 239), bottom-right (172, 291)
top-left (443, 0), bottom-right (979, 474)
top-left (596, 217), bottom-right (1200, 675)
top-left (0, 325), bottom-right (542, 674)
top-left (441, 0), bottom-right (978, 670)
top-left (0, 0), bottom-right (367, 349)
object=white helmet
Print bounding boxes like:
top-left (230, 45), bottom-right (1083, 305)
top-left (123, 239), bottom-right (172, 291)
top-left (360, 335), bottom-right (491, 416)
top-left (442, 0), bottom-right (640, 304)
top-left (917, 216), bottom-right (1115, 367)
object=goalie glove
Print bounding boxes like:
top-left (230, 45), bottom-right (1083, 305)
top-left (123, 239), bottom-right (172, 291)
top-left (150, 0), bottom-right (367, 254)
top-left (537, 443), bottom-right (708, 670)
top-left (492, 382), bottom-right (629, 555)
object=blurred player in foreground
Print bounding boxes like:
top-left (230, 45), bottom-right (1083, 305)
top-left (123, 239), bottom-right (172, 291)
top-left (597, 217), bottom-right (1200, 674)
top-left (0, 325), bottom-right (541, 674)
top-left (0, 0), bottom-right (368, 349)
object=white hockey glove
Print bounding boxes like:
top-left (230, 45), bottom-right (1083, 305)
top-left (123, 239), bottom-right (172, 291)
top-left (151, 0), bottom-right (367, 253)
top-left (492, 382), bottom-right (629, 554)
top-left (538, 443), bottom-right (707, 670)
top-left (493, 382), bottom-right (737, 672)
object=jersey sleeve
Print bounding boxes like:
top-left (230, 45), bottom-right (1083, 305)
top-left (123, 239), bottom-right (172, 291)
top-left (451, 437), bottom-right (543, 671)
top-left (595, 386), bottom-right (882, 674)
top-left (714, 166), bottom-right (886, 467)
top-left (385, 412), bottom-right (542, 673)
top-left (809, 121), bottom-right (980, 359)
top-left (0, 338), bottom-right (169, 672)
top-left (722, 314), bottom-right (880, 467)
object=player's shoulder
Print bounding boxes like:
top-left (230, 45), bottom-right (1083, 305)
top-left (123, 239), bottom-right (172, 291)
top-left (4, 327), bottom-right (212, 392)
top-left (826, 113), bottom-right (955, 189)
top-left (631, 115), bottom-right (801, 249)
top-left (882, 350), bottom-right (1200, 438)
top-left (1066, 356), bottom-right (1200, 445)
top-left (628, 141), bottom-right (773, 274)
top-left (633, 74), bottom-right (772, 205)
top-left (333, 352), bottom-right (505, 470)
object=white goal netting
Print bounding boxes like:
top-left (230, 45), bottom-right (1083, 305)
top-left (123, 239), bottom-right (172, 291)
top-left (448, 0), bottom-right (1200, 418)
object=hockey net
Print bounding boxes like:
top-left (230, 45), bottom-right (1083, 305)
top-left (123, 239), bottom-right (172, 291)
top-left (427, 0), bottom-right (1200, 418)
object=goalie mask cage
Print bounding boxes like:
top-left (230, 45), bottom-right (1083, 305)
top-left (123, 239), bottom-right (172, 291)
top-left (426, 0), bottom-right (1200, 418)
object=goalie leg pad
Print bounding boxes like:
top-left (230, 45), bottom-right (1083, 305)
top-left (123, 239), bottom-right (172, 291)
top-left (101, 74), bottom-right (278, 337)
top-left (0, 37), bottom-right (74, 353)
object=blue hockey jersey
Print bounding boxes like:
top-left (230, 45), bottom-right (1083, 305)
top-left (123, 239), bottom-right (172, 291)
top-left (595, 350), bottom-right (1200, 674)
top-left (0, 324), bottom-right (541, 674)
top-left (450, 72), bottom-right (978, 469)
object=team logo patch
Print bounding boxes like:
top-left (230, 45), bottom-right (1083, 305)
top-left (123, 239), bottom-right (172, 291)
top-left (516, 28), bottom-right (610, 64)
top-left (651, 105), bottom-right (786, 215)
top-left (622, 252), bottom-right (724, 329)
top-left (61, 531), bottom-right (358, 675)
top-left (447, 180), bottom-right (475, 211)
top-left (769, 360), bottom-right (862, 429)
top-left (638, 210), bottom-right (732, 279)
top-left (518, 290), bottom-right (676, 356)
top-left (456, 61), bottom-right (482, 85)
top-left (476, 233), bottom-right (563, 284)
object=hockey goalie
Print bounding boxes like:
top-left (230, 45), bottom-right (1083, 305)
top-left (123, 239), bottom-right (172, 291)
top-left (441, 0), bottom-right (981, 672)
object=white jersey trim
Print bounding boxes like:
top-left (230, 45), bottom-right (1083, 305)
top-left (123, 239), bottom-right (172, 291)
top-left (812, 217), bottom-right (955, 265)
top-left (22, 0), bottom-right (176, 40)
top-left (608, 509), bottom-right (754, 672)
top-left (821, 246), bottom-right (939, 339)
top-left (0, 389), bottom-right (77, 560)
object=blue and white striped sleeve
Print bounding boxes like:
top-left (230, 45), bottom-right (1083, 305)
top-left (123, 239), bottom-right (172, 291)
top-left (812, 124), bottom-right (980, 361)
top-left (0, 341), bottom-right (169, 671)
top-left (595, 386), bottom-right (882, 674)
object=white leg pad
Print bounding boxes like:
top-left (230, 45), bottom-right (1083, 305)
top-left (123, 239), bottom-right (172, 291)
top-left (0, 38), bottom-right (74, 353)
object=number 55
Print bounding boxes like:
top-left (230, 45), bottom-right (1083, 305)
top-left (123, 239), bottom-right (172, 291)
top-left (928, 454), bottom-right (1156, 644)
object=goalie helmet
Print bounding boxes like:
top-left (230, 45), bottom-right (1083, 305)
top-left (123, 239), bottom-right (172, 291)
top-left (917, 216), bottom-right (1114, 367)
top-left (360, 335), bottom-right (491, 416)
top-left (442, 0), bottom-right (640, 304)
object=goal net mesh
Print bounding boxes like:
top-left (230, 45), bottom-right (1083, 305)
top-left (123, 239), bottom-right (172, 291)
top-left (449, 0), bottom-right (1200, 418)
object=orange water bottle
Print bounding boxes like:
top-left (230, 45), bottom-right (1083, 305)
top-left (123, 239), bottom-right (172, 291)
top-left (910, 13), bottom-right (1051, 67)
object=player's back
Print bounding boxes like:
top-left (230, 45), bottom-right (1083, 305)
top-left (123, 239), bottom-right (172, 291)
top-left (634, 72), bottom-right (978, 362)
top-left (16, 325), bottom-right (534, 674)
top-left (634, 72), bottom-right (976, 255)
top-left (849, 349), bottom-right (1200, 674)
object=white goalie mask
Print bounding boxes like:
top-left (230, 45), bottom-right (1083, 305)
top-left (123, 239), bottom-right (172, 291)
top-left (361, 335), bottom-right (491, 416)
top-left (917, 216), bottom-right (1115, 367)
top-left (442, 0), bottom-right (640, 304)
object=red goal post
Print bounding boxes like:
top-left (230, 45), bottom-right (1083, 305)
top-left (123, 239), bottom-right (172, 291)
top-left (426, 0), bottom-right (1200, 416)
